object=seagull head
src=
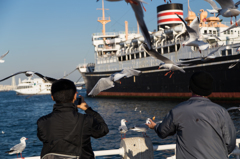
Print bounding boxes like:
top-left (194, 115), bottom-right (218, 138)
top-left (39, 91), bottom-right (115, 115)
top-left (121, 119), bottom-right (128, 125)
top-left (158, 63), bottom-right (165, 69)
top-left (20, 137), bottom-right (28, 142)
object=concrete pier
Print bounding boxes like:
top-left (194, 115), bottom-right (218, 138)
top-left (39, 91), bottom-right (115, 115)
top-left (120, 137), bottom-right (154, 159)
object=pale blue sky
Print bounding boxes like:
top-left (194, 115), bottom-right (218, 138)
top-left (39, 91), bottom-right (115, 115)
top-left (0, 0), bottom-right (230, 84)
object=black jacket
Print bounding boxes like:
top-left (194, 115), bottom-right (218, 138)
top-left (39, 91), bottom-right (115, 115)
top-left (37, 103), bottom-right (109, 159)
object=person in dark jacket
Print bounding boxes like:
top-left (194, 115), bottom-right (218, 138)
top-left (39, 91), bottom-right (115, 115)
top-left (146, 71), bottom-right (236, 159)
top-left (37, 79), bottom-right (109, 159)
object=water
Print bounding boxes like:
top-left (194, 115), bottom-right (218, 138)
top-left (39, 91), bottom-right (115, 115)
top-left (0, 90), bottom-right (239, 159)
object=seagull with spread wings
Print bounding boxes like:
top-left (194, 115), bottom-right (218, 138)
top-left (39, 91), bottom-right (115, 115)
top-left (0, 50), bottom-right (9, 63)
top-left (142, 44), bottom-right (186, 78)
top-left (88, 68), bottom-right (141, 96)
top-left (204, 0), bottom-right (240, 25)
top-left (0, 71), bottom-right (57, 83)
top-left (176, 14), bottom-right (209, 53)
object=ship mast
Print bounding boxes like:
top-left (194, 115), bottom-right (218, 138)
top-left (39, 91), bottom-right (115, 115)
top-left (97, 0), bottom-right (111, 36)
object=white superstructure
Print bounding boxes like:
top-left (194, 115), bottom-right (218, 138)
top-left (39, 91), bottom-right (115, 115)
top-left (14, 77), bottom-right (51, 95)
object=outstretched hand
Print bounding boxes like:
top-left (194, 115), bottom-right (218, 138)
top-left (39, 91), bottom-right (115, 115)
top-left (145, 119), bottom-right (157, 129)
top-left (77, 95), bottom-right (89, 111)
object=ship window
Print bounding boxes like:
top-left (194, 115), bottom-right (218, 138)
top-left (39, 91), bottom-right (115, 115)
top-left (177, 44), bottom-right (180, 51)
top-left (224, 31), bottom-right (226, 35)
top-left (227, 30), bottom-right (230, 34)
top-left (157, 48), bottom-right (162, 54)
top-left (209, 30), bottom-right (212, 34)
top-left (131, 54), bottom-right (134, 59)
top-left (146, 52), bottom-right (150, 57)
top-left (141, 52), bottom-right (144, 58)
top-left (221, 50), bottom-right (226, 56)
top-left (228, 49), bottom-right (232, 55)
top-left (204, 30), bottom-right (207, 34)
top-left (231, 30), bottom-right (233, 35)
top-left (118, 56), bottom-right (121, 61)
top-left (213, 31), bottom-right (216, 35)
top-left (136, 53), bottom-right (139, 59)
top-left (170, 45), bottom-right (175, 52)
top-left (122, 56), bottom-right (126, 61)
top-left (163, 47), bottom-right (168, 54)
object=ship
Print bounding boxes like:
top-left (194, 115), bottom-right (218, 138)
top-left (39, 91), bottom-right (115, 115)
top-left (15, 77), bottom-right (51, 95)
top-left (77, 0), bottom-right (240, 100)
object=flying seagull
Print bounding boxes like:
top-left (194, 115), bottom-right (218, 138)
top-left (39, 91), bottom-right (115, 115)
top-left (142, 44), bottom-right (186, 78)
top-left (129, 118), bottom-right (151, 137)
top-left (176, 13), bottom-right (209, 53)
top-left (118, 119), bottom-right (128, 139)
top-left (204, 0), bottom-right (240, 25)
top-left (5, 137), bottom-right (27, 158)
top-left (106, 0), bottom-right (151, 49)
top-left (0, 71), bottom-right (57, 83)
top-left (88, 68), bottom-right (141, 96)
top-left (0, 50), bottom-right (9, 63)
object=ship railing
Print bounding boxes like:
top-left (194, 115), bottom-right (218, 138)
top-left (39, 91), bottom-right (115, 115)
top-left (13, 139), bottom-right (240, 159)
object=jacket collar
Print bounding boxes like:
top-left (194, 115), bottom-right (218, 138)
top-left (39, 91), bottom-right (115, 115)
top-left (189, 96), bottom-right (210, 101)
top-left (53, 103), bottom-right (78, 112)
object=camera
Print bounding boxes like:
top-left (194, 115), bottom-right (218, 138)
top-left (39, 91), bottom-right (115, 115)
top-left (74, 97), bottom-right (82, 105)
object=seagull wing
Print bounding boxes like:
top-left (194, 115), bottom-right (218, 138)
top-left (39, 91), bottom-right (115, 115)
top-left (228, 60), bottom-right (240, 69)
top-left (142, 44), bottom-right (174, 64)
top-left (198, 41), bottom-right (210, 50)
top-left (189, 17), bottom-right (200, 36)
top-left (34, 72), bottom-right (57, 83)
top-left (10, 142), bottom-right (25, 152)
top-left (88, 77), bottom-right (114, 96)
top-left (235, 1), bottom-right (240, 7)
top-left (175, 14), bottom-right (198, 40)
top-left (113, 73), bottom-right (127, 82)
top-left (130, 2), bottom-right (152, 49)
top-left (215, 0), bottom-right (234, 9)
top-left (120, 68), bottom-right (141, 77)
top-left (0, 51), bottom-right (9, 60)
top-left (222, 19), bottom-right (240, 33)
top-left (205, 45), bottom-right (224, 57)
top-left (0, 71), bottom-right (28, 82)
top-left (204, 0), bottom-right (220, 10)
top-left (171, 65), bottom-right (185, 73)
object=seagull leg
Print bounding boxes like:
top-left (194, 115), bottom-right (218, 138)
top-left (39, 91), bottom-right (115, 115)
top-left (230, 16), bottom-right (233, 25)
top-left (169, 72), bottom-right (174, 78)
top-left (235, 16), bottom-right (238, 26)
top-left (20, 153), bottom-right (23, 159)
top-left (169, 0), bottom-right (171, 3)
top-left (164, 0), bottom-right (166, 2)
top-left (17, 154), bottom-right (19, 158)
top-left (164, 70), bottom-right (171, 76)
top-left (199, 49), bottom-right (201, 54)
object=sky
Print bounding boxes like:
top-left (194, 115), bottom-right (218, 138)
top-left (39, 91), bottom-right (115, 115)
top-left (0, 0), bottom-right (230, 85)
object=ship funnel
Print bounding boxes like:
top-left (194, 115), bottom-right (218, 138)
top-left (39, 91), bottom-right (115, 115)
top-left (157, 3), bottom-right (183, 30)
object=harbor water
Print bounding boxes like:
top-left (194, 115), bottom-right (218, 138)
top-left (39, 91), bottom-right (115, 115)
top-left (0, 90), bottom-right (239, 158)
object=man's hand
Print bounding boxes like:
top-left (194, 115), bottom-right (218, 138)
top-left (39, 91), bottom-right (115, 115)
top-left (77, 95), bottom-right (89, 111)
top-left (146, 119), bottom-right (157, 129)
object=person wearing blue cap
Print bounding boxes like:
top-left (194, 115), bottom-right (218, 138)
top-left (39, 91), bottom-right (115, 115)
top-left (146, 71), bottom-right (236, 159)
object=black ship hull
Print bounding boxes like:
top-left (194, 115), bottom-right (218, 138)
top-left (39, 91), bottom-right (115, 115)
top-left (82, 54), bottom-right (240, 100)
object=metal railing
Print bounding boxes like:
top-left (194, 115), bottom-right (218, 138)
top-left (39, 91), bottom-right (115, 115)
top-left (13, 139), bottom-right (240, 159)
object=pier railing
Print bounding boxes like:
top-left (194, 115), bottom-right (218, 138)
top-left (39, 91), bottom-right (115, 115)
top-left (13, 138), bottom-right (240, 159)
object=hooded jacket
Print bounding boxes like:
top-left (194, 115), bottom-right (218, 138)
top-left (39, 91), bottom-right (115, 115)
top-left (155, 97), bottom-right (236, 159)
top-left (37, 103), bottom-right (109, 159)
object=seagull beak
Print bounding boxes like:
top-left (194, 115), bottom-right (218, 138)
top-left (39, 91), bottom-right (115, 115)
top-left (26, 138), bottom-right (28, 140)
top-left (182, 44), bottom-right (185, 47)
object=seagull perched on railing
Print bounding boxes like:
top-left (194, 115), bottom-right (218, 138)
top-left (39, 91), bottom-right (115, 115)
top-left (204, 0), bottom-right (240, 25)
top-left (119, 119), bottom-right (128, 139)
top-left (5, 137), bottom-right (27, 159)
top-left (0, 71), bottom-right (57, 83)
top-left (88, 68), bottom-right (141, 96)
top-left (0, 50), bottom-right (9, 63)
top-left (142, 44), bottom-right (186, 78)
top-left (175, 13), bottom-right (209, 53)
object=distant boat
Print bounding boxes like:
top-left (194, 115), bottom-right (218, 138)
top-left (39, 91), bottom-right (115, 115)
top-left (15, 77), bottom-right (51, 95)
top-left (75, 81), bottom-right (85, 90)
